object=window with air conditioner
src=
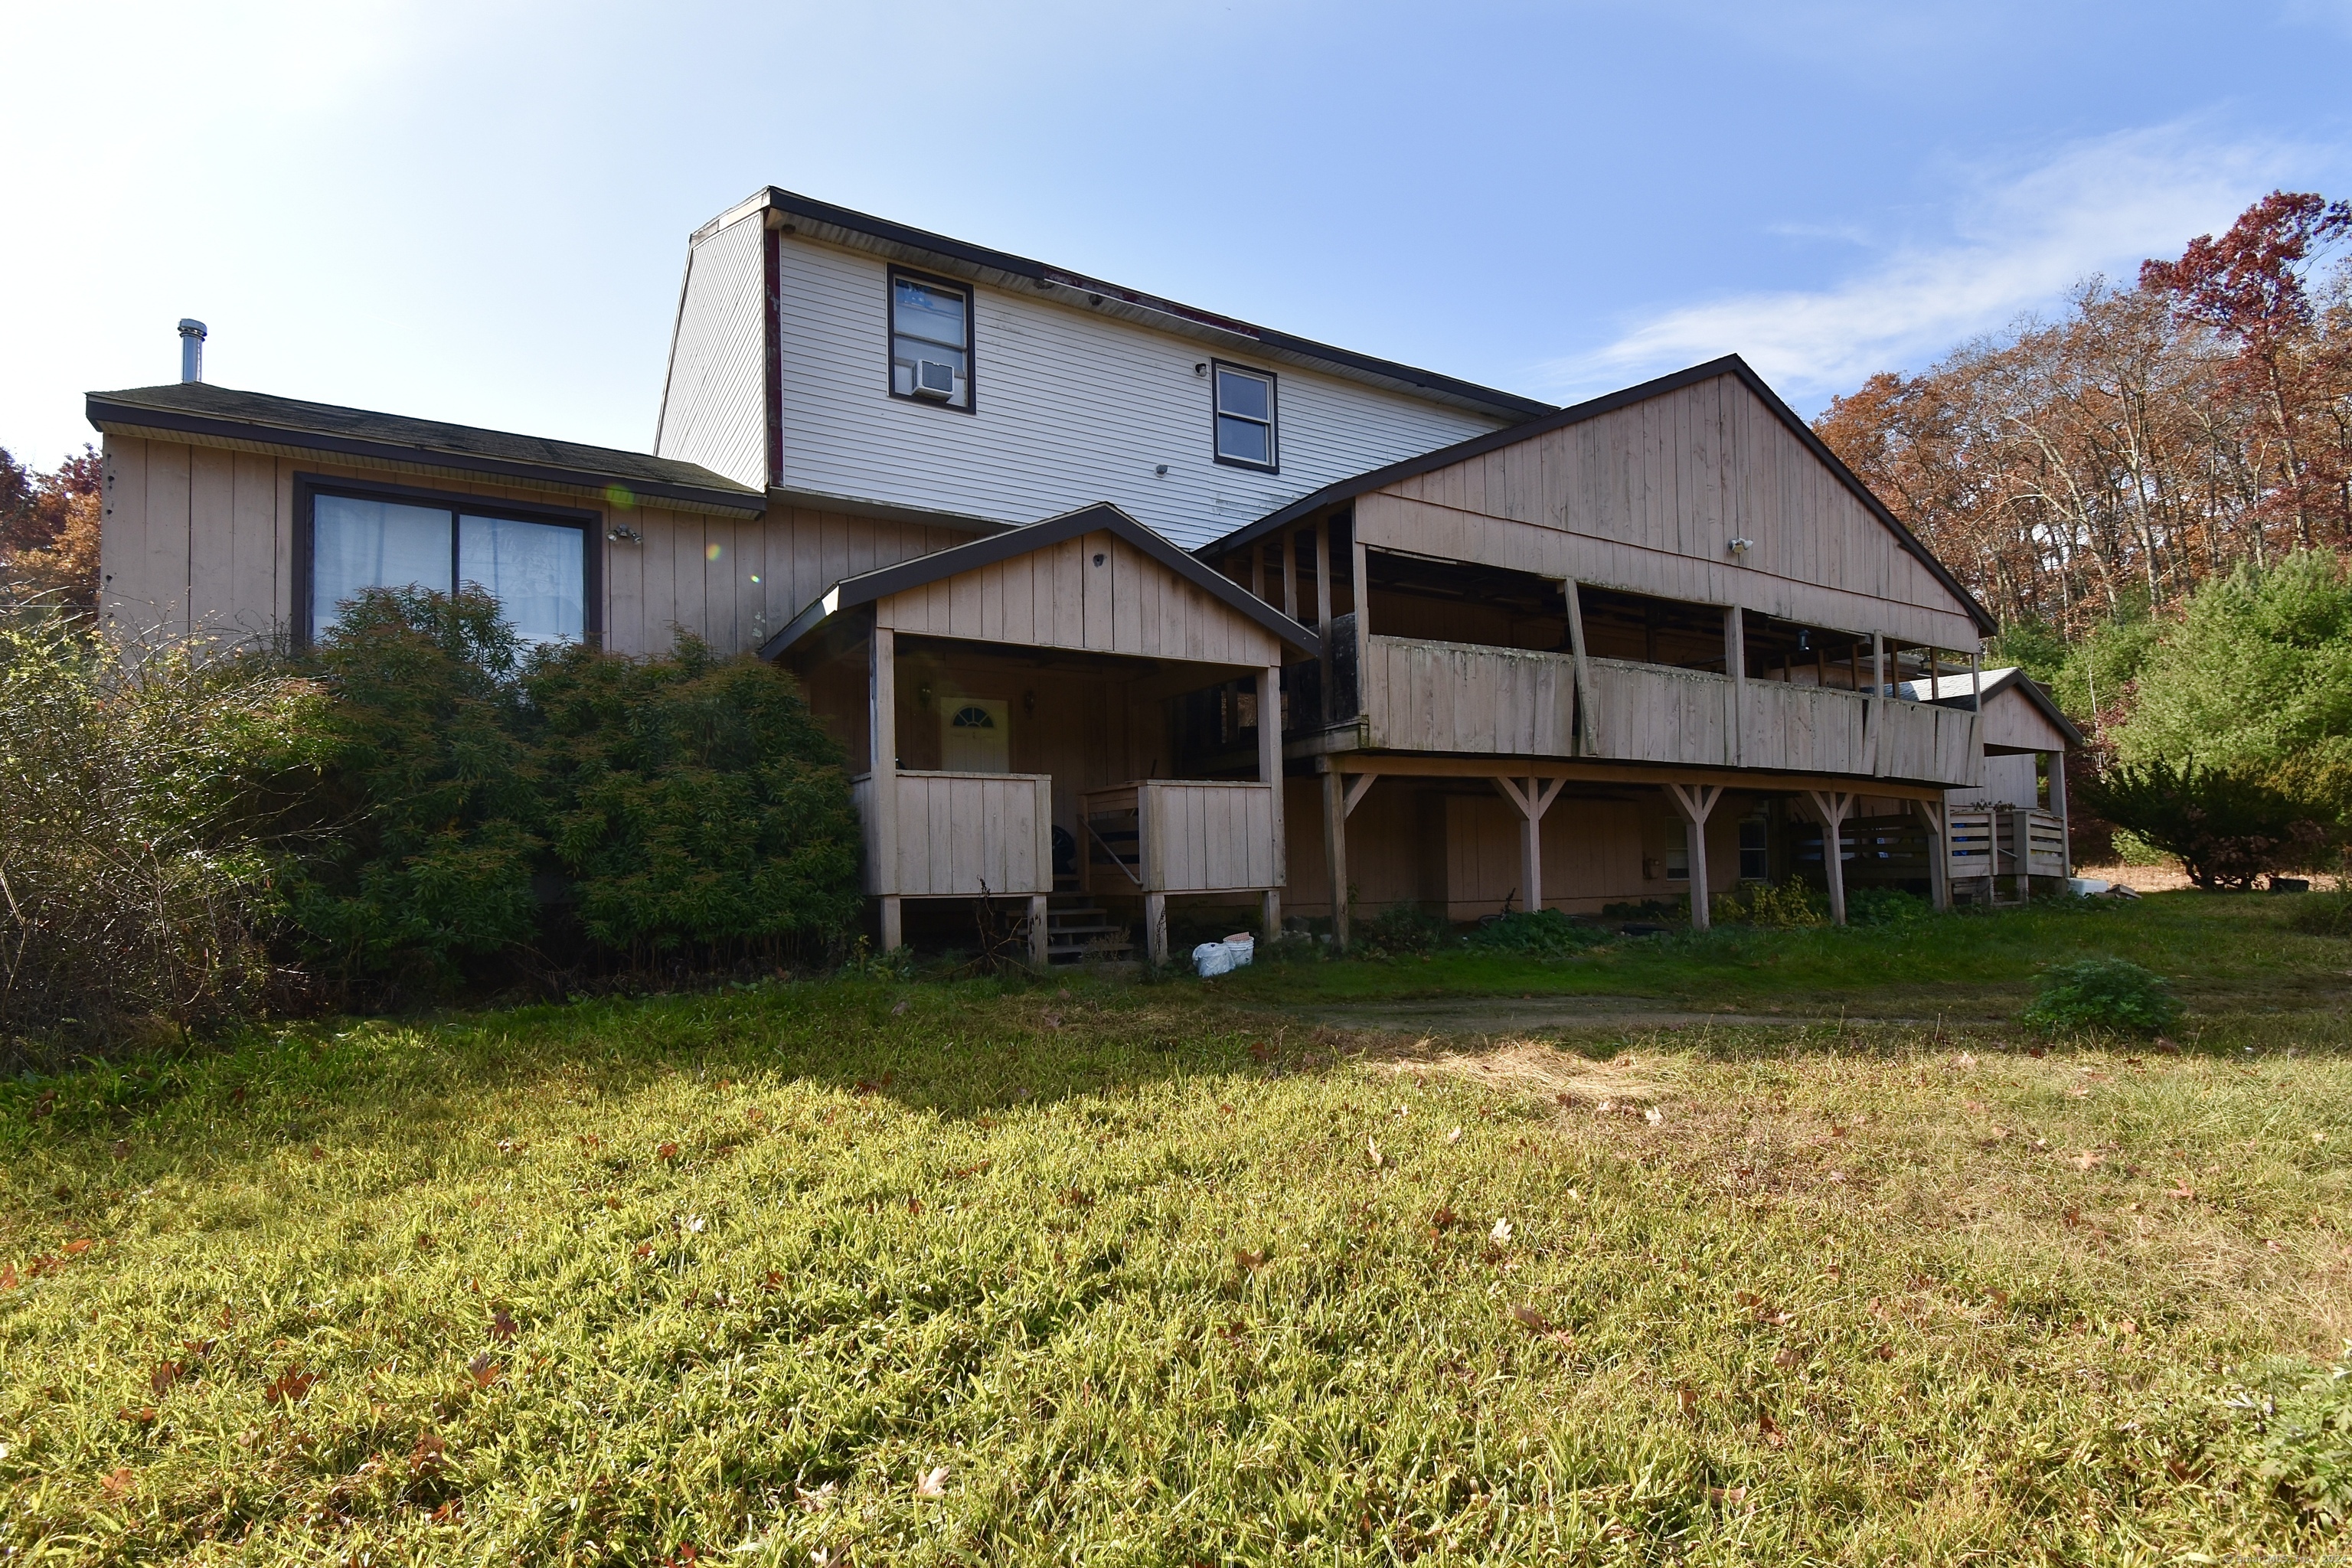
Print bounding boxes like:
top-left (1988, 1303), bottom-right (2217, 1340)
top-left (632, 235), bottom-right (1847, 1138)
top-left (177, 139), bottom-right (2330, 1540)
top-left (1212, 362), bottom-right (1277, 472)
top-left (889, 268), bottom-right (972, 410)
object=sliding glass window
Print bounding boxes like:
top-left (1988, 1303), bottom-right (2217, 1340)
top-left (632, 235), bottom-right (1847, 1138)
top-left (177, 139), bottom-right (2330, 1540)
top-left (309, 492), bottom-right (586, 648)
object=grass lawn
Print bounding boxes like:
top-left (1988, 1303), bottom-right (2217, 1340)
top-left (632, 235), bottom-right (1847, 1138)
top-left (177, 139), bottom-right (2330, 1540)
top-left (3, 892), bottom-right (2350, 1564)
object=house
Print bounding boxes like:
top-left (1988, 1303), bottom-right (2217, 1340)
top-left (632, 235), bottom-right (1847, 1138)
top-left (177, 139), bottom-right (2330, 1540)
top-left (90, 188), bottom-right (2066, 962)
top-left (1896, 666), bottom-right (2085, 904)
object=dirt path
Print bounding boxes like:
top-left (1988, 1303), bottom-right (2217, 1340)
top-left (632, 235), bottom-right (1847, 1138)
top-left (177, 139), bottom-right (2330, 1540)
top-left (1289, 992), bottom-right (2013, 1038)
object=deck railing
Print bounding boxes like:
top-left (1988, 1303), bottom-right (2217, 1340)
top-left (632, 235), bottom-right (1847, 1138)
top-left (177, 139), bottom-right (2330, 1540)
top-left (851, 770), bottom-right (1054, 897)
top-left (1359, 634), bottom-right (1576, 756)
top-left (1080, 780), bottom-right (1281, 894)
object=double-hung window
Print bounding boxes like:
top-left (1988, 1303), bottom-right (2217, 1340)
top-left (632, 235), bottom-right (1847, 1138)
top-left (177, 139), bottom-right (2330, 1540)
top-left (306, 487), bottom-right (589, 648)
top-left (1212, 362), bottom-right (1277, 471)
top-left (889, 268), bottom-right (973, 410)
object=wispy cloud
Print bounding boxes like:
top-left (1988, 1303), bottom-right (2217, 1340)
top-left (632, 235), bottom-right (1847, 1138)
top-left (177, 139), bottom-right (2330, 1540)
top-left (1542, 124), bottom-right (2307, 402)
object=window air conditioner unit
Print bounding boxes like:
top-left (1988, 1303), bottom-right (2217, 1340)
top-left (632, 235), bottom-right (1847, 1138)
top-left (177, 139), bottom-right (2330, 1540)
top-left (913, 360), bottom-right (956, 400)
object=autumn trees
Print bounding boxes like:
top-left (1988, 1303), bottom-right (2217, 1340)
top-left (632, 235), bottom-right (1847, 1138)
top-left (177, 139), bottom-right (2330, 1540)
top-left (0, 445), bottom-right (103, 610)
top-left (1815, 192), bottom-right (2352, 638)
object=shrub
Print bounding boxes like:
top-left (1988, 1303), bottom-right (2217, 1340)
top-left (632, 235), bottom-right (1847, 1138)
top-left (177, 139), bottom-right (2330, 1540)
top-left (1357, 903), bottom-right (1449, 956)
top-left (2285, 890), bottom-right (2352, 938)
top-left (1464, 907), bottom-right (1609, 956)
top-left (2231, 1353), bottom-right (2352, 1530)
top-left (2076, 755), bottom-right (2333, 890)
top-left (1847, 887), bottom-right (1932, 926)
top-left (1713, 879), bottom-right (1826, 929)
top-left (0, 611), bottom-right (320, 1044)
top-left (2018, 956), bottom-right (2184, 1036)
top-left (283, 588), bottom-right (861, 995)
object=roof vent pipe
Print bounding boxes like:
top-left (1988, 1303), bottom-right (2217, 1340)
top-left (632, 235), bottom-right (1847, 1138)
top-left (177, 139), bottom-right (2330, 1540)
top-left (178, 318), bottom-right (207, 384)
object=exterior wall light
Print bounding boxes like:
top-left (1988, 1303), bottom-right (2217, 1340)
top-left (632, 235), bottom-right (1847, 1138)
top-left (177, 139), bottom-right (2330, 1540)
top-left (1727, 537), bottom-right (1754, 556)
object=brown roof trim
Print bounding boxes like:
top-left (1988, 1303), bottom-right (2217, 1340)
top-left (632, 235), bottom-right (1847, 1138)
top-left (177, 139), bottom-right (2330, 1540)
top-left (1198, 354), bottom-right (2000, 638)
top-left (760, 501), bottom-right (1320, 662)
top-left (717, 187), bottom-right (1555, 422)
top-left (87, 385), bottom-right (766, 516)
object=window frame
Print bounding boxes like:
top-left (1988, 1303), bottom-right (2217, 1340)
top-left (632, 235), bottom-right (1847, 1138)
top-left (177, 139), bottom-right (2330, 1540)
top-left (292, 473), bottom-right (602, 651)
top-left (1210, 359), bottom-right (1279, 473)
top-left (884, 263), bottom-right (978, 415)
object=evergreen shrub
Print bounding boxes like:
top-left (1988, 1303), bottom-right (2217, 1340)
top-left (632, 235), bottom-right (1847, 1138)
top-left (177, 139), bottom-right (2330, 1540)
top-left (2018, 956), bottom-right (2184, 1036)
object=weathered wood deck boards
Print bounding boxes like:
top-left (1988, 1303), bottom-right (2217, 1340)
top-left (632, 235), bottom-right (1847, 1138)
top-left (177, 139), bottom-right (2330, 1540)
top-left (1361, 635), bottom-right (1576, 757)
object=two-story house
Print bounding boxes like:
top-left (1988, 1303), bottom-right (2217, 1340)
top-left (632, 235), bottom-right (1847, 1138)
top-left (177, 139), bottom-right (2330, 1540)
top-left (90, 188), bottom-right (2069, 964)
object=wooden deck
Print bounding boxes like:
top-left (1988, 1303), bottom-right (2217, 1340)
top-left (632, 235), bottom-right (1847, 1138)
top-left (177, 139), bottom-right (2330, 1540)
top-left (1080, 781), bottom-right (1282, 894)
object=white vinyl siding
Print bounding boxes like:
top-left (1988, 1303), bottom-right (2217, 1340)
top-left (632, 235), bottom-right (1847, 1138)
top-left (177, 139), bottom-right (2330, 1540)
top-left (769, 237), bottom-right (1511, 551)
top-left (653, 212), bottom-right (768, 491)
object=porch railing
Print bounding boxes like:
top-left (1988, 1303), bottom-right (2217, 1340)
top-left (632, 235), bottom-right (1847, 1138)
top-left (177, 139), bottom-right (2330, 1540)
top-left (1080, 780), bottom-right (1281, 894)
top-left (851, 769), bottom-right (1054, 897)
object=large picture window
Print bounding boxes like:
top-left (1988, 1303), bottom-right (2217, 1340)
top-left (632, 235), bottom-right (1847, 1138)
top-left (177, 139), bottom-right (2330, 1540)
top-left (888, 267), bottom-right (973, 410)
top-left (306, 488), bottom-right (588, 648)
top-left (1212, 361), bottom-right (1278, 472)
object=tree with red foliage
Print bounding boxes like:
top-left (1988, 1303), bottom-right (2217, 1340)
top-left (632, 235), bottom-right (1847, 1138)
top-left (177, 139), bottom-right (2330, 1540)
top-left (2140, 191), bottom-right (2352, 550)
top-left (0, 444), bottom-right (103, 610)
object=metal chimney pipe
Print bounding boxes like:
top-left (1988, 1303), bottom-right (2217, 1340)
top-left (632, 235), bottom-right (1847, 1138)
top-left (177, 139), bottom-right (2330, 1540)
top-left (178, 318), bottom-right (207, 383)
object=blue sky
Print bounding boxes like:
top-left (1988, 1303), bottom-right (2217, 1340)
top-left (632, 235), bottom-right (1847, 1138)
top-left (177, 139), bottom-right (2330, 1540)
top-left (5, 0), bottom-right (2350, 466)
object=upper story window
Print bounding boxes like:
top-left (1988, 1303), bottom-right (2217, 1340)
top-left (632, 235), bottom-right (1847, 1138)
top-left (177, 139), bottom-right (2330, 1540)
top-left (889, 268), bottom-right (973, 411)
top-left (305, 485), bottom-right (589, 649)
top-left (1212, 362), bottom-right (1278, 471)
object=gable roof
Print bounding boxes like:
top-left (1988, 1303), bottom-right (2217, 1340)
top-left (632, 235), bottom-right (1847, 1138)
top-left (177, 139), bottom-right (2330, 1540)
top-left (760, 501), bottom-right (1321, 662)
top-left (1895, 666), bottom-right (2086, 747)
top-left (701, 188), bottom-right (1555, 423)
top-left (87, 381), bottom-right (766, 515)
top-left (1197, 354), bottom-right (1999, 637)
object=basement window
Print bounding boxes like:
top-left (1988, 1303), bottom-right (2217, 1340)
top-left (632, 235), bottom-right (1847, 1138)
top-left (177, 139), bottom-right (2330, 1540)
top-left (1739, 814), bottom-right (1770, 880)
top-left (1212, 362), bottom-right (1278, 471)
top-left (889, 267), bottom-right (973, 410)
top-left (305, 487), bottom-right (588, 648)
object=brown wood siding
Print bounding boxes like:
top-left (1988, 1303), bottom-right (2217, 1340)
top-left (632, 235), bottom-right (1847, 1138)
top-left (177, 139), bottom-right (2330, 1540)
top-left (1356, 374), bottom-right (1978, 650)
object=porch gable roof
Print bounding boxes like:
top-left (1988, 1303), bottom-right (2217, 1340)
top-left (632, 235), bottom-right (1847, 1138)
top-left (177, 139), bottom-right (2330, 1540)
top-left (760, 501), bottom-right (1321, 662)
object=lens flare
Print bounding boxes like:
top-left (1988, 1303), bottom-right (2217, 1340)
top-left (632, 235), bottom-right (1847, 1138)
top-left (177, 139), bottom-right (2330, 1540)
top-left (706, 542), bottom-right (723, 562)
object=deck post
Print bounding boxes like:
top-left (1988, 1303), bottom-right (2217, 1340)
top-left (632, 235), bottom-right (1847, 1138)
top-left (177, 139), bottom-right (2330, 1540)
top-left (1563, 580), bottom-right (1599, 755)
top-left (1260, 662), bottom-right (1285, 942)
top-left (2011, 809), bottom-right (2033, 904)
top-left (1144, 891), bottom-right (1168, 968)
top-left (2046, 753), bottom-right (2071, 876)
top-left (1919, 799), bottom-right (1952, 911)
top-left (871, 623), bottom-right (901, 951)
top-left (1806, 790), bottom-right (1854, 926)
top-left (1312, 521), bottom-right (1333, 724)
top-left (1320, 761), bottom-right (1351, 950)
top-left (1282, 531), bottom-right (1299, 622)
top-left (1664, 782), bottom-right (1723, 931)
top-left (1868, 632), bottom-right (1886, 776)
top-left (1027, 893), bottom-right (1049, 968)
top-left (1491, 775), bottom-right (1566, 915)
top-left (1724, 606), bottom-right (1746, 766)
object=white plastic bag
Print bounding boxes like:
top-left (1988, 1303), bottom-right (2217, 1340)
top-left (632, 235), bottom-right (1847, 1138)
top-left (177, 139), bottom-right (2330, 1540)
top-left (1192, 941), bottom-right (1236, 977)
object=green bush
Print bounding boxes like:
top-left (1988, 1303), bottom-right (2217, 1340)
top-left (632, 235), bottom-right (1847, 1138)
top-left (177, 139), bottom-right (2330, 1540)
top-left (1847, 887), bottom-right (1932, 926)
top-left (2232, 1353), bottom-right (2352, 1530)
top-left (2076, 755), bottom-right (2333, 890)
top-left (1464, 907), bottom-right (1609, 956)
top-left (0, 611), bottom-right (320, 1045)
top-left (2018, 956), bottom-right (2184, 1036)
top-left (1356, 903), bottom-right (1449, 956)
top-left (1713, 879), bottom-right (1827, 928)
top-left (2285, 890), bottom-right (2352, 938)
top-left (283, 587), bottom-right (860, 994)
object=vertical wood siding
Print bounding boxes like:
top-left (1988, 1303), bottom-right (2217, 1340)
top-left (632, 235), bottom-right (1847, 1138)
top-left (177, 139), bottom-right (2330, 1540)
top-left (871, 528), bottom-right (1281, 667)
top-left (767, 236), bottom-right (1508, 550)
top-left (1353, 373), bottom-right (1980, 650)
top-left (852, 770), bottom-right (1054, 897)
top-left (1361, 635), bottom-right (1576, 756)
top-left (652, 213), bottom-right (769, 491)
top-left (1139, 782), bottom-right (1279, 891)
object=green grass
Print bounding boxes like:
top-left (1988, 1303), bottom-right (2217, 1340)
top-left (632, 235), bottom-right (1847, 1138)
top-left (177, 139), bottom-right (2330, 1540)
top-left (3, 894), bottom-right (2350, 1564)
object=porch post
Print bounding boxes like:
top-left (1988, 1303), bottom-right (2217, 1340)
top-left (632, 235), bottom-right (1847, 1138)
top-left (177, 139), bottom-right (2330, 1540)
top-left (1491, 775), bottom-right (1566, 915)
top-left (1282, 531), bottom-right (1299, 622)
top-left (1868, 632), bottom-right (1886, 777)
top-left (1806, 790), bottom-right (1854, 926)
top-left (1564, 580), bottom-right (1599, 755)
top-left (1260, 662), bottom-right (1285, 942)
top-left (1313, 521), bottom-right (1333, 724)
top-left (1027, 893), bottom-right (1049, 968)
top-left (1724, 606), bottom-right (1746, 766)
top-left (1919, 799), bottom-right (1952, 912)
top-left (2011, 809), bottom-right (2032, 904)
top-left (2046, 752), bottom-right (2071, 876)
top-left (1350, 534), bottom-right (1371, 722)
top-left (871, 623), bottom-right (903, 952)
top-left (1320, 761), bottom-right (1351, 950)
top-left (1665, 782), bottom-right (1722, 931)
top-left (1144, 892), bottom-right (1168, 969)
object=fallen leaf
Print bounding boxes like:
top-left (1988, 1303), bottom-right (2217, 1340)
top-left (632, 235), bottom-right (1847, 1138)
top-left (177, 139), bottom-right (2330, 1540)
top-left (1040, 1012), bottom-right (1061, 1030)
top-left (414, 1232), bottom-right (436, 1252)
top-left (1772, 1345), bottom-right (1803, 1368)
top-left (795, 1481), bottom-right (838, 1512)
top-left (2169, 1181), bottom-right (2196, 1200)
top-left (1216, 1318), bottom-right (1250, 1341)
top-left (1508, 1303), bottom-right (1555, 1334)
top-left (1954, 1052), bottom-right (1976, 1068)
top-left (2116, 1318), bottom-right (2138, 1336)
top-left (1218, 1103), bottom-right (1234, 1115)
top-left (2165, 1456), bottom-right (2194, 1482)
top-left (916, 1464), bottom-right (949, 1499)
top-left (2071, 1152), bottom-right (2105, 1171)
top-left (907, 1197), bottom-right (925, 1215)
top-left (1873, 1341), bottom-right (1895, 1361)
top-left (263, 1367), bottom-right (317, 1406)
top-left (489, 1308), bottom-right (518, 1341)
top-left (1644, 1106), bottom-right (1664, 1126)
top-left (1707, 1484), bottom-right (1749, 1507)
top-left (468, 1353), bottom-right (502, 1389)
top-left (1366, 1135), bottom-right (1383, 1168)
top-left (101, 1466), bottom-right (132, 1495)
top-left (1676, 1387), bottom-right (1697, 1414)
top-left (60, 1239), bottom-right (93, 1256)
top-left (658, 1142), bottom-right (681, 1161)
top-left (1446, 1125), bottom-right (1463, 1145)
top-left (1963, 1099), bottom-right (1986, 1112)
top-left (1759, 1410), bottom-right (1787, 1448)
top-left (0, 1263), bottom-right (17, 1291)
top-left (116, 1405), bottom-right (158, 1426)
top-left (1247, 1042), bottom-right (1275, 1063)
top-left (1490, 1217), bottom-right (1514, 1245)
top-left (149, 1361), bottom-right (181, 1398)
top-left (1233, 1248), bottom-right (1267, 1272)
top-left (431, 1499), bottom-right (462, 1525)
top-left (112, 1140), bottom-right (130, 1159)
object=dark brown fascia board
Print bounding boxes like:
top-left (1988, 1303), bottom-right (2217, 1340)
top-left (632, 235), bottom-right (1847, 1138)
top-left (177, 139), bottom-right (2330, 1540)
top-left (87, 396), bottom-right (766, 517)
top-left (1200, 354), bottom-right (2001, 639)
top-left (707, 187), bottom-right (1555, 423)
top-left (759, 501), bottom-right (1321, 663)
